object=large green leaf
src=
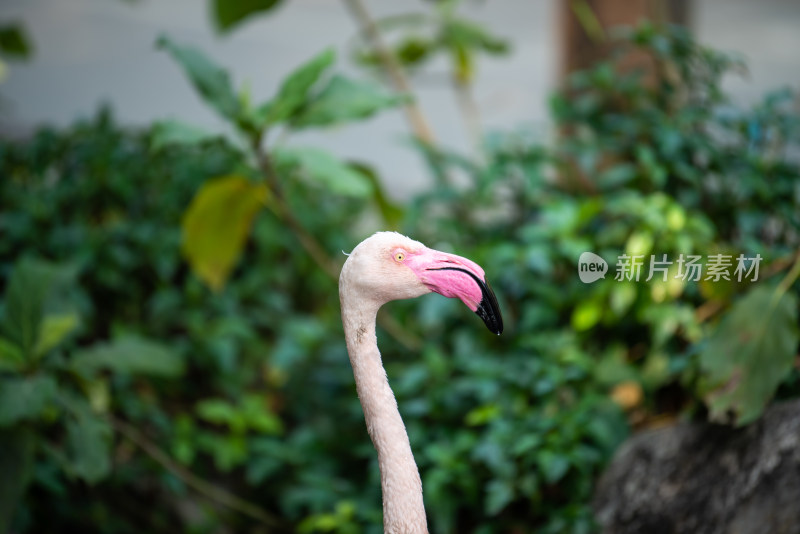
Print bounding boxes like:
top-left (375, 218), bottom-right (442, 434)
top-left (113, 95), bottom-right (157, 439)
top-left (157, 35), bottom-right (240, 122)
top-left (274, 147), bottom-right (373, 198)
top-left (71, 336), bottom-right (185, 378)
top-left (212, 0), bottom-right (283, 33)
top-left (699, 284), bottom-right (799, 426)
top-left (257, 48), bottom-right (335, 126)
top-left (0, 375), bottom-right (58, 427)
top-left (290, 74), bottom-right (409, 129)
top-left (0, 427), bottom-right (36, 533)
top-left (182, 174), bottom-right (267, 290)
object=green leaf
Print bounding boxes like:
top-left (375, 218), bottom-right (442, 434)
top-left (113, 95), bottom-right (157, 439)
top-left (151, 119), bottom-right (221, 151)
top-left (291, 74), bottom-right (409, 129)
top-left (212, 0), bottom-right (283, 33)
top-left (209, 434), bottom-right (248, 472)
top-left (443, 18), bottom-right (510, 56)
top-left (464, 403), bottom-right (499, 426)
top-left (63, 398), bottom-right (112, 484)
top-left (1, 259), bottom-right (78, 363)
top-left (698, 285), bottom-right (799, 426)
top-left (485, 478), bottom-right (514, 515)
top-left (0, 426), bottom-right (36, 533)
top-left (274, 147), bottom-right (372, 198)
top-left (0, 337), bottom-right (24, 372)
top-left (241, 394), bottom-right (283, 434)
top-left (181, 174), bottom-right (267, 290)
top-left (571, 299), bottom-right (603, 331)
top-left (1, 259), bottom-right (59, 360)
top-left (196, 398), bottom-right (238, 427)
top-left (34, 313), bottom-right (79, 358)
top-left (258, 48), bottom-right (335, 126)
top-left (156, 35), bottom-right (240, 122)
top-left (537, 450), bottom-right (570, 484)
top-left (0, 375), bottom-right (58, 426)
top-left (71, 336), bottom-right (185, 378)
top-left (0, 24), bottom-right (33, 59)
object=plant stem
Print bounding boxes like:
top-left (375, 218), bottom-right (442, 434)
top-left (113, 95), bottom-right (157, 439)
top-left (341, 0), bottom-right (436, 145)
top-left (453, 78), bottom-right (483, 160)
top-left (775, 251), bottom-right (800, 300)
top-left (110, 417), bottom-right (286, 530)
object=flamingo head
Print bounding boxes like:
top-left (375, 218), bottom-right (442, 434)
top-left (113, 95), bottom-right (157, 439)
top-left (340, 232), bottom-right (503, 335)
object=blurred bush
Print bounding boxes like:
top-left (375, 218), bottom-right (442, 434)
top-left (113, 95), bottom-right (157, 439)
top-left (1, 18), bottom-right (799, 534)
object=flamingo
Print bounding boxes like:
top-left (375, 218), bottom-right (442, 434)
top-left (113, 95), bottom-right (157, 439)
top-left (339, 232), bottom-right (503, 533)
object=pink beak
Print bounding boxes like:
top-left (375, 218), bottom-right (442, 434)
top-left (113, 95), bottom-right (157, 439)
top-left (406, 249), bottom-right (503, 335)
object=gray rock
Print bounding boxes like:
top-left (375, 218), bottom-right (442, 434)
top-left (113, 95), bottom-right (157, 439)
top-left (593, 399), bottom-right (800, 534)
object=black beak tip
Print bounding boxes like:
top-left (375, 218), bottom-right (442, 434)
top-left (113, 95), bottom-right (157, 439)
top-left (476, 301), bottom-right (503, 335)
top-left (475, 279), bottom-right (503, 335)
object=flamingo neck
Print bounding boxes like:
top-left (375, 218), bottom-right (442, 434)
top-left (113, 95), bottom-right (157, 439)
top-left (340, 296), bottom-right (429, 534)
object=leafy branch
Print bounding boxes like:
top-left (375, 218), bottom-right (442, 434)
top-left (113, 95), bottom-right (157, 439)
top-left (156, 37), bottom-right (422, 349)
top-left (345, 0), bottom-right (509, 155)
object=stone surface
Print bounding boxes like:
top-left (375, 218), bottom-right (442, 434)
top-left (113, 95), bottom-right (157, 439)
top-left (593, 399), bottom-right (800, 534)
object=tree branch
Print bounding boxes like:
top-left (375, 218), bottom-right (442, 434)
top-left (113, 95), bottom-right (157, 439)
top-left (341, 0), bottom-right (436, 145)
top-left (109, 416), bottom-right (286, 530)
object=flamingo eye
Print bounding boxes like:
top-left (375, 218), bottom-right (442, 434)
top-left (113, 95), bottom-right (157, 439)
top-left (394, 252), bottom-right (406, 262)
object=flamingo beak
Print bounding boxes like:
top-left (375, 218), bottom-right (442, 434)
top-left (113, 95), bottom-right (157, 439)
top-left (407, 250), bottom-right (504, 335)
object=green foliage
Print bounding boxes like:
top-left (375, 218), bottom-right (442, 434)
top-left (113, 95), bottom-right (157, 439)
top-left (0, 253), bottom-right (187, 532)
top-left (72, 336), bottom-right (186, 378)
top-left (0, 427), bottom-right (35, 533)
top-left (0, 258), bottom-right (78, 363)
top-left (699, 284), bottom-right (799, 425)
top-left (156, 37), bottom-right (406, 289)
top-left (211, 0), bottom-right (284, 33)
top-left (259, 48), bottom-right (336, 126)
top-left (551, 23), bottom-right (799, 257)
top-left (544, 22), bottom-right (800, 428)
top-left (1, 16), bottom-right (798, 534)
top-left (288, 74), bottom-right (410, 129)
top-left (354, 5), bottom-right (509, 84)
top-left (0, 23), bottom-right (32, 59)
top-left (0, 375), bottom-right (58, 426)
